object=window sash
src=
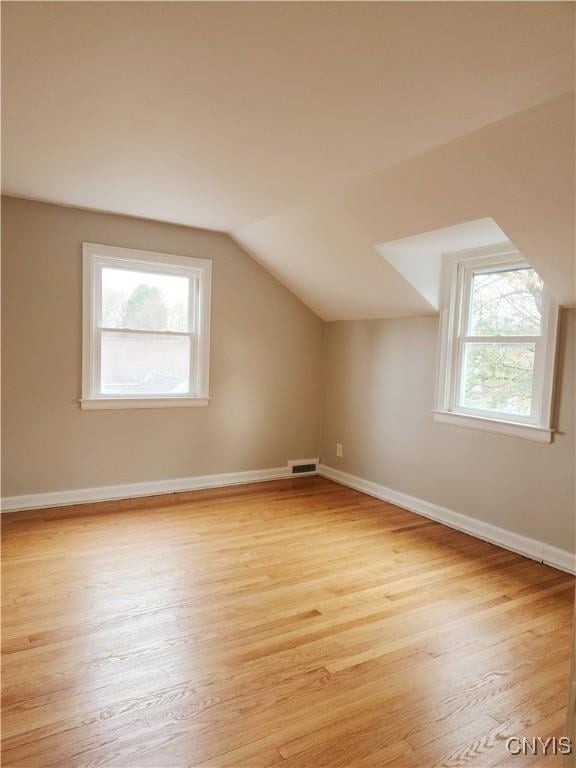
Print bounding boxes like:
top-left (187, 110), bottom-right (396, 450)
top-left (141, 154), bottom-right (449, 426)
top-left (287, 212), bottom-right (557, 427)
top-left (99, 326), bottom-right (193, 337)
top-left (451, 260), bottom-right (545, 424)
top-left (458, 260), bottom-right (543, 338)
top-left (436, 246), bottom-right (558, 432)
top-left (82, 243), bottom-right (211, 404)
top-left (93, 263), bottom-right (198, 397)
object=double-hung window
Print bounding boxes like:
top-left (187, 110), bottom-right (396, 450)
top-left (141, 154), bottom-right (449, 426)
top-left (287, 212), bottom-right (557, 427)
top-left (435, 245), bottom-right (558, 442)
top-left (82, 243), bottom-right (211, 409)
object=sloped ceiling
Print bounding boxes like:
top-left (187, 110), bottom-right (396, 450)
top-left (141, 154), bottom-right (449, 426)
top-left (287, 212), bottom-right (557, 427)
top-left (236, 94), bottom-right (575, 318)
top-left (375, 218), bottom-right (509, 310)
top-left (2, 2), bottom-right (574, 319)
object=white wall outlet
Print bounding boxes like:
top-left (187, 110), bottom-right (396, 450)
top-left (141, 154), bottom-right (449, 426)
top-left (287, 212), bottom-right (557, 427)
top-left (336, 442), bottom-right (343, 458)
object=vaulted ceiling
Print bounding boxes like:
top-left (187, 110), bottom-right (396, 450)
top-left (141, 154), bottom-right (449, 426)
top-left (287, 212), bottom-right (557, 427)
top-left (2, 2), bottom-right (574, 319)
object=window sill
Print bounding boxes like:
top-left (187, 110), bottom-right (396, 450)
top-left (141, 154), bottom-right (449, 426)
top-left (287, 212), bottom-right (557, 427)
top-left (432, 410), bottom-right (552, 443)
top-left (80, 396), bottom-right (210, 410)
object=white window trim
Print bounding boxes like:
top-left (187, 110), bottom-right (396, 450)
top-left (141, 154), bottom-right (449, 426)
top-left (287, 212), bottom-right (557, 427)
top-left (81, 243), bottom-right (212, 410)
top-left (434, 242), bottom-right (559, 443)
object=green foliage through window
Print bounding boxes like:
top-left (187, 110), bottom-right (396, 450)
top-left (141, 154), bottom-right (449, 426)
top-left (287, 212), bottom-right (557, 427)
top-left (122, 284), bottom-right (168, 330)
top-left (461, 343), bottom-right (535, 416)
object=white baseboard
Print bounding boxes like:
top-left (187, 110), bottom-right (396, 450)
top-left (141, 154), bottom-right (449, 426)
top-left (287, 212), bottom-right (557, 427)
top-left (543, 544), bottom-right (576, 576)
top-left (4, 464), bottom-right (574, 576)
top-left (1, 465), bottom-right (313, 513)
top-left (319, 464), bottom-right (575, 575)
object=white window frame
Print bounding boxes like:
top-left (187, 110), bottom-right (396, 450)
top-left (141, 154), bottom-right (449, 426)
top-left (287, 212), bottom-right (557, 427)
top-left (81, 243), bottom-right (211, 410)
top-left (434, 243), bottom-right (559, 443)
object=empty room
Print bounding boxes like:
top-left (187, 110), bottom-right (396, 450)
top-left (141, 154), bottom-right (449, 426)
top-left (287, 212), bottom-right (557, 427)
top-left (1, 2), bottom-right (575, 766)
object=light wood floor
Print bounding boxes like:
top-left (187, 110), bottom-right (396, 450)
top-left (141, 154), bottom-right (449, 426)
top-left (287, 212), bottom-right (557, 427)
top-left (2, 477), bottom-right (574, 767)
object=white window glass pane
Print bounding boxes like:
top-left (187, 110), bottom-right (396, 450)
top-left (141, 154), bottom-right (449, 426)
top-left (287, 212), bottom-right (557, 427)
top-left (101, 332), bottom-right (191, 395)
top-left (102, 268), bottom-right (189, 332)
top-left (460, 342), bottom-right (535, 416)
top-left (468, 268), bottom-right (543, 336)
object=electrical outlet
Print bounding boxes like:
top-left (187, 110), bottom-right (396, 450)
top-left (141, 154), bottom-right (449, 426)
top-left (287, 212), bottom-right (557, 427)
top-left (336, 442), bottom-right (343, 458)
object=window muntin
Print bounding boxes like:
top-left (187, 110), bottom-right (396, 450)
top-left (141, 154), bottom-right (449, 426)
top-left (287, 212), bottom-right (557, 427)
top-left (436, 246), bottom-right (558, 438)
top-left (82, 244), bottom-right (211, 407)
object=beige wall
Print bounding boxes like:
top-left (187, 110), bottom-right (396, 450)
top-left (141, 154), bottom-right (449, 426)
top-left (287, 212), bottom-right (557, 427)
top-left (1, 196), bottom-right (323, 496)
top-left (2, 196), bottom-right (574, 556)
top-left (320, 312), bottom-right (575, 552)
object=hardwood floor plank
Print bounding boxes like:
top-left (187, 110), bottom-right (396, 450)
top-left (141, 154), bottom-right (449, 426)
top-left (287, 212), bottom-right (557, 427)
top-left (2, 477), bottom-right (573, 767)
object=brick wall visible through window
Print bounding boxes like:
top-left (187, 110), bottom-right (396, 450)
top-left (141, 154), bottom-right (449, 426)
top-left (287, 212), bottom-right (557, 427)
top-left (81, 243), bottom-right (211, 410)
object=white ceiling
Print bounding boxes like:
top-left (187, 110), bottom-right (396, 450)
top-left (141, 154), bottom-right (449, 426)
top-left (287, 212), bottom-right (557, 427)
top-left (2, 2), bottom-right (574, 319)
